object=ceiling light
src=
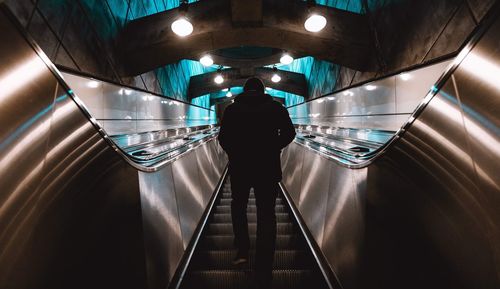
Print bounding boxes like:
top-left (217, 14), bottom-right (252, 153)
top-left (271, 74), bottom-right (281, 83)
top-left (171, 17), bottom-right (193, 37)
top-left (400, 73), bottom-right (411, 81)
top-left (200, 55), bottom-right (214, 67)
top-left (304, 14), bottom-right (327, 32)
top-left (214, 74), bottom-right (224, 84)
top-left (226, 91), bottom-right (233, 97)
top-left (365, 85), bottom-right (377, 91)
top-left (222, 88), bottom-right (229, 92)
top-left (87, 80), bottom-right (99, 88)
top-left (280, 53), bottom-right (294, 65)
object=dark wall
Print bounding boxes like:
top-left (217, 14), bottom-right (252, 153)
top-left (337, 0), bottom-right (497, 87)
top-left (3, 0), bottom-right (168, 97)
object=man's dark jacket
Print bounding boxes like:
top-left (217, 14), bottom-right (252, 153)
top-left (218, 91), bottom-right (296, 183)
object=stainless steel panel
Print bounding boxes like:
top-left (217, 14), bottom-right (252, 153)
top-left (322, 165), bottom-right (366, 289)
top-left (61, 72), bottom-right (104, 119)
top-left (0, 10), bottom-right (147, 288)
top-left (360, 76), bottom-right (396, 115)
top-left (102, 82), bottom-right (138, 120)
top-left (139, 165), bottom-right (184, 289)
top-left (395, 60), bottom-right (452, 113)
top-left (281, 143), bottom-right (305, 204)
top-left (298, 149), bottom-right (331, 246)
top-left (195, 142), bottom-right (218, 202)
top-left (171, 151), bottom-right (205, 248)
top-left (451, 19), bottom-right (500, 272)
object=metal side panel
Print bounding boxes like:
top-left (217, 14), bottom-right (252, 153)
top-left (195, 141), bottom-right (217, 203)
top-left (298, 149), bottom-right (331, 247)
top-left (0, 9), bottom-right (147, 288)
top-left (451, 22), bottom-right (500, 248)
top-left (362, 79), bottom-right (498, 289)
top-left (282, 142), bottom-right (305, 204)
top-left (139, 165), bottom-right (184, 289)
top-left (207, 140), bottom-right (224, 184)
top-left (321, 165), bottom-right (366, 289)
top-left (172, 151), bottom-right (205, 249)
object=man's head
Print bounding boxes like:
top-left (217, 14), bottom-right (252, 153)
top-left (243, 77), bottom-right (265, 93)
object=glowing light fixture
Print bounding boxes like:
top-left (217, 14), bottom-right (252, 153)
top-left (200, 55), bottom-right (214, 67)
top-left (400, 73), bottom-right (412, 81)
top-left (87, 80), bottom-right (99, 88)
top-left (280, 53), bottom-right (294, 65)
top-left (222, 88), bottom-right (229, 92)
top-left (271, 74), bottom-right (281, 83)
top-left (226, 91), bottom-right (233, 97)
top-left (214, 74), bottom-right (224, 84)
top-left (265, 87), bottom-right (272, 91)
top-left (304, 14), bottom-right (327, 32)
top-left (171, 17), bottom-right (193, 37)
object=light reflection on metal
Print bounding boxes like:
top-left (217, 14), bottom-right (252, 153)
top-left (461, 52), bottom-right (500, 91)
top-left (0, 56), bottom-right (46, 101)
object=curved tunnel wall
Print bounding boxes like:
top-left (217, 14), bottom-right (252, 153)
top-left (281, 8), bottom-right (500, 289)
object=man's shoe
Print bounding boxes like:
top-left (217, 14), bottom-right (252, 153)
top-left (232, 250), bottom-right (248, 266)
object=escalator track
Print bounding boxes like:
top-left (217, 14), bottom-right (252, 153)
top-left (178, 176), bottom-right (330, 289)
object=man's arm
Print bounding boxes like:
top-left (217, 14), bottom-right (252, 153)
top-left (277, 105), bottom-right (296, 150)
top-left (217, 105), bottom-right (234, 154)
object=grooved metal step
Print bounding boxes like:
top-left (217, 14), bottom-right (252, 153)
top-left (191, 250), bottom-right (313, 270)
top-left (218, 198), bottom-right (284, 206)
top-left (181, 270), bottom-right (325, 289)
top-left (206, 223), bottom-right (295, 235)
top-left (198, 235), bottom-right (304, 250)
top-left (211, 213), bottom-right (290, 223)
top-left (215, 205), bottom-right (287, 214)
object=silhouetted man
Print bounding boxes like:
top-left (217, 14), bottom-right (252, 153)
top-left (218, 77), bottom-right (296, 288)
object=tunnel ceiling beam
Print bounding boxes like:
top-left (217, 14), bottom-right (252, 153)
top-left (117, 0), bottom-right (373, 76)
top-left (188, 67), bottom-right (307, 101)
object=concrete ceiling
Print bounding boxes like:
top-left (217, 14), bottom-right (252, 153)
top-left (117, 0), bottom-right (374, 76)
top-left (187, 67), bottom-right (307, 100)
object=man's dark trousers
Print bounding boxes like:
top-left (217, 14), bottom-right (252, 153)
top-left (231, 174), bottom-right (279, 284)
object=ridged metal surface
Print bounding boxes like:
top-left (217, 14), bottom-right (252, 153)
top-left (179, 176), bottom-right (329, 289)
top-left (281, 5), bottom-right (500, 289)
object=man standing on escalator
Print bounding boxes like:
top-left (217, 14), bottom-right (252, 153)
top-left (218, 77), bottom-right (296, 289)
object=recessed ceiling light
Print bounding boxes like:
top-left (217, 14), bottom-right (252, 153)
top-left (214, 74), bottom-right (224, 84)
top-left (280, 53), bottom-right (294, 65)
top-left (271, 74), bottom-right (281, 83)
top-left (400, 73), bottom-right (411, 81)
top-left (171, 17), bottom-right (193, 37)
top-left (365, 85), bottom-right (377, 91)
top-left (304, 14), bottom-right (327, 32)
top-left (200, 55), bottom-right (214, 67)
top-left (87, 80), bottom-right (99, 88)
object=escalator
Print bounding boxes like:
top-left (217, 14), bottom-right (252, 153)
top-left (178, 176), bottom-right (330, 289)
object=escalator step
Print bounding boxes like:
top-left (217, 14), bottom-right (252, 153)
top-left (198, 235), bottom-right (304, 250)
top-left (215, 205), bottom-right (287, 214)
top-left (211, 213), bottom-right (290, 223)
top-left (191, 250), bottom-right (313, 270)
top-left (206, 223), bottom-right (295, 235)
top-left (181, 270), bottom-right (327, 289)
top-left (218, 198), bottom-right (284, 206)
